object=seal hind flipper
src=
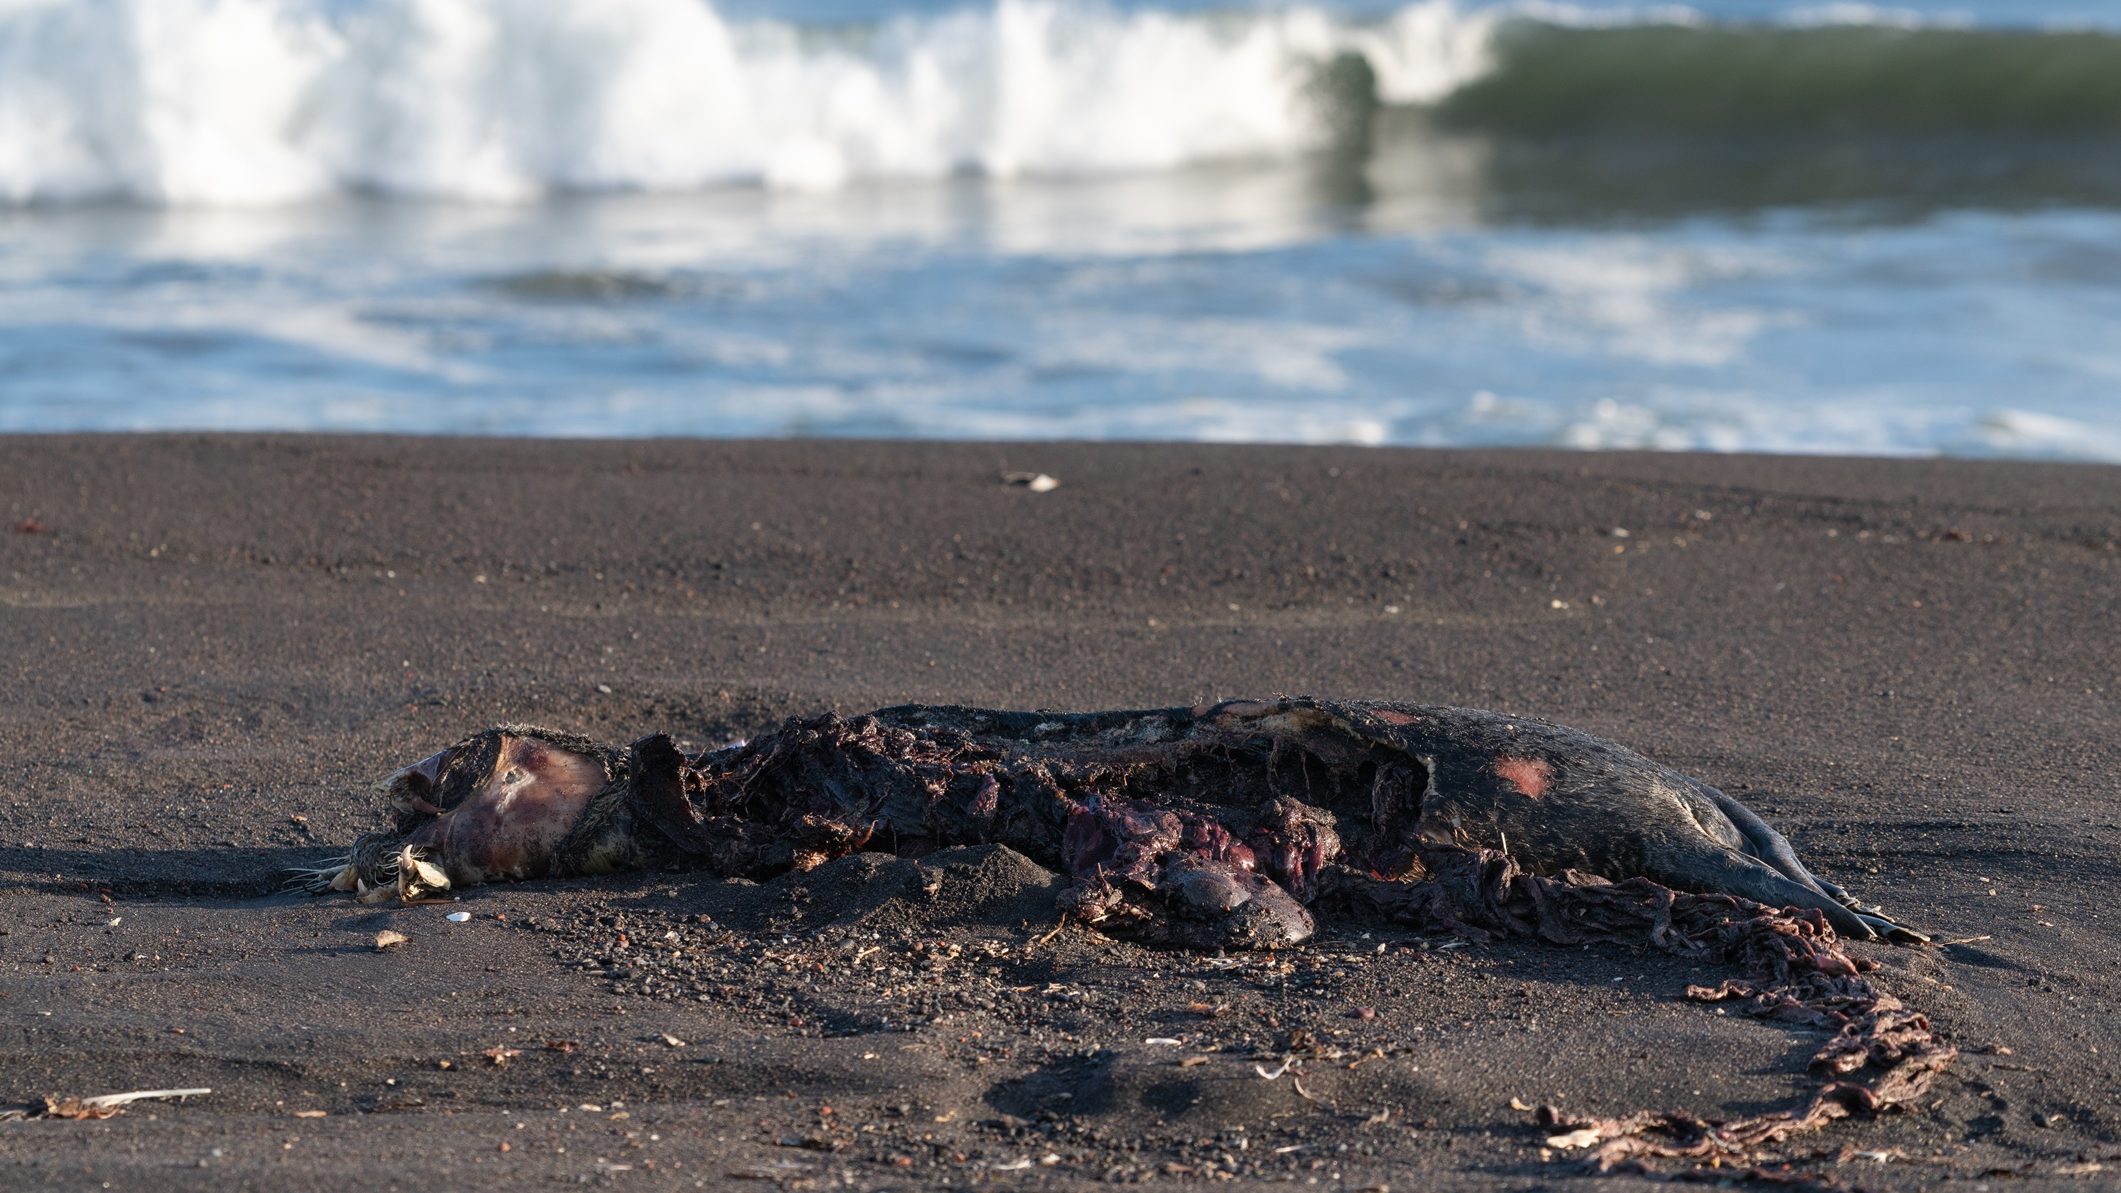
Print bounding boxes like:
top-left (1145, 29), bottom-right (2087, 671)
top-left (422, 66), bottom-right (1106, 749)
top-left (1646, 842), bottom-right (1886, 941)
top-left (1692, 779), bottom-right (1926, 941)
top-left (1694, 780), bottom-right (1838, 897)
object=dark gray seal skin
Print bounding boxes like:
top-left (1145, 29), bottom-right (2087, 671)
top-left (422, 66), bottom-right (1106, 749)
top-left (305, 697), bottom-right (1922, 948)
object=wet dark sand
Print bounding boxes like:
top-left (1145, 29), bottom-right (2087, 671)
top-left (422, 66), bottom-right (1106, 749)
top-left (2, 435), bottom-right (2117, 1190)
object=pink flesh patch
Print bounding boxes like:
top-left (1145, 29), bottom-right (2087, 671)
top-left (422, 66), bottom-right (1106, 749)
top-left (1372, 709), bottom-right (1421, 726)
top-left (1494, 755), bottom-right (1552, 799)
top-left (408, 736), bottom-right (606, 881)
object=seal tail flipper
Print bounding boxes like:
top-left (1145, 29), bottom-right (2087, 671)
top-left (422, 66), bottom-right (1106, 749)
top-left (1653, 846), bottom-right (1888, 942)
top-left (1696, 781), bottom-right (1925, 940)
top-left (1695, 781), bottom-right (1839, 897)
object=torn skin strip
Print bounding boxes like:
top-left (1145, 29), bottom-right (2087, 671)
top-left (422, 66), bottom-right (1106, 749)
top-left (1322, 848), bottom-right (1953, 1179)
top-left (1494, 755), bottom-right (1552, 798)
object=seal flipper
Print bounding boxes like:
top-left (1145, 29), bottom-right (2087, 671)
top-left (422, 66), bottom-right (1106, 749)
top-left (1694, 780), bottom-right (1927, 943)
top-left (1651, 845), bottom-right (1886, 942)
top-left (1695, 780), bottom-right (1841, 898)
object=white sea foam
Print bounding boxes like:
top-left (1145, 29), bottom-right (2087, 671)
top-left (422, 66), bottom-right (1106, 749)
top-left (0, 0), bottom-right (1511, 204)
top-left (0, 0), bottom-right (2063, 206)
top-left (1480, 238), bottom-right (1796, 368)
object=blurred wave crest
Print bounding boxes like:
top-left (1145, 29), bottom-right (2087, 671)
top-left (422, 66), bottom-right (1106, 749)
top-left (2, 0), bottom-right (2118, 206)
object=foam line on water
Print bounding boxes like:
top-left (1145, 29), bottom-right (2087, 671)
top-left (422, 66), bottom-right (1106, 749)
top-left (8, 0), bottom-right (2111, 206)
top-left (0, 0), bottom-right (1512, 204)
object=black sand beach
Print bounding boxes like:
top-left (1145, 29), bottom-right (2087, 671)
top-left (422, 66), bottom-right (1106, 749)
top-left (2, 435), bottom-right (2117, 1190)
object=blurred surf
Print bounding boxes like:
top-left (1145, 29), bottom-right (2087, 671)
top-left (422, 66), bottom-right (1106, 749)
top-left (2, 0), bottom-right (2119, 460)
top-left (6, 0), bottom-right (2120, 205)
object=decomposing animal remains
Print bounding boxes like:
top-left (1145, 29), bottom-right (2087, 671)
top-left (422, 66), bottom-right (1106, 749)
top-left (304, 697), bottom-right (1953, 1173)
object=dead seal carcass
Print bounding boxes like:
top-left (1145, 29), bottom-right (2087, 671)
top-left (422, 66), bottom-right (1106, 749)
top-left (304, 698), bottom-right (1921, 947)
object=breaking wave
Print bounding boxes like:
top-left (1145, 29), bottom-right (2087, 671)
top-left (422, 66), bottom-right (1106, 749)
top-left (2, 0), bottom-right (2119, 205)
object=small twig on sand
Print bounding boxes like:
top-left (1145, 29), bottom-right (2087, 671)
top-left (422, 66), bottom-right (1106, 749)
top-left (1025, 915), bottom-right (1069, 953)
top-left (4, 1088), bottom-right (211, 1122)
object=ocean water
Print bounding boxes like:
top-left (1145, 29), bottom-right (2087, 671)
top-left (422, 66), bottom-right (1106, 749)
top-left (3, 0), bottom-right (2120, 458)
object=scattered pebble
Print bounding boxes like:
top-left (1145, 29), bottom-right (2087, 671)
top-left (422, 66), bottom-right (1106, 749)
top-left (373, 930), bottom-right (409, 951)
top-left (446, 911), bottom-right (471, 923)
top-left (1000, 471), bottom-right (1060, 492)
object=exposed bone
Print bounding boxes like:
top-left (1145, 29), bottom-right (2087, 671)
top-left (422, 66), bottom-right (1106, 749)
top-left (394, 845), bottom-right (451, 901)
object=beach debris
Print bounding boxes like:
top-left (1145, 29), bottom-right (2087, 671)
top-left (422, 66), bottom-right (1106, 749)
top-left (482, 1046), bottom-right (523, 1067)
top-left (11, 518), bottom-right (49, 535)
top-left (999, 471), bottom-right (1060, 492)
top-left (4, 1088), bottom-right (211, 1122)
top-left (373, 929), bottom-right (409, 951)
top-left (290, 1109), bottom-right (328, 1119)
top-left (445, 911), bottom-right (471, 923)
top-left (1545, 1127), bottom-right (1602, 1150)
